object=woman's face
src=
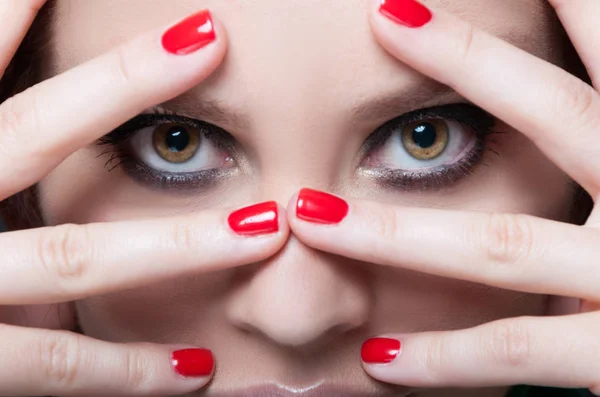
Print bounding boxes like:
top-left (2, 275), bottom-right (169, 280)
top-left (40, 0), bottom-right (572, 395)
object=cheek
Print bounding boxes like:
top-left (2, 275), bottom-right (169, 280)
top-left (75, 273), bottom-right (231, 342)
top-left (38, 149), bottom-right (141, 225)
top-left (372, 267), bottom-right (547, 333)
top-left (461, 128), bottom-right (573, 221)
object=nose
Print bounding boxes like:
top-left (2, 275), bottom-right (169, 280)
top-left (226, 233), bottom-right (370, 350)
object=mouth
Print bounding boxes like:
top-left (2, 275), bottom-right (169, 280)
top-left (203, 383), bottom-right (416, 397)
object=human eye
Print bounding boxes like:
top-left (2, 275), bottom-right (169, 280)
top-left (359, 103), bottom-right (498, 190)
top-left (96, 109), bottom-right (237, 190)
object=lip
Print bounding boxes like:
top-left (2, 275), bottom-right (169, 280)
top-left (202, 383), bottom-right (416, 397)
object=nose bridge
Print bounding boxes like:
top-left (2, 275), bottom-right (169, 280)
top-left (226, 234), bottom-right (370, 349)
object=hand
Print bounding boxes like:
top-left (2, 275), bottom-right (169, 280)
top-left (0, 2), bottom-right (287, 396)
top-left (288, 0), bottom-right (600, 394)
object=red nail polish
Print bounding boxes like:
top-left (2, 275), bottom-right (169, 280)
top-left (172, 348), bottom-right (214, 377)
top-left (228, 201), bottom-right (279, 236)
top-left (379, 0), bottom-right (432, 28)
top-left (296, 188), bottom-right (349, 224)
top-left (361, 338), bottom-right (401, 364)
top-left (161, 10), bottom-right (216, 55)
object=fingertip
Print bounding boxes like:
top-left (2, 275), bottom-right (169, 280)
top-left (275, 202), bottom-right (291, 239)
top-left (171, 347), bottom-right (215, 378)
top-left (201, 10), bottom-right (229, 65)
top-left (358, 334), bottom-right (417, 387)
top-left (209, 11), bottom-right (229, 50)
top-left (151, 8), bottom-right (228, 92)
top-left (286, 191), bottom-right (301, 226)
top-left (226, 201), bottom-right (287, 239)
top-left (166, 346), bottom-right (215, 393)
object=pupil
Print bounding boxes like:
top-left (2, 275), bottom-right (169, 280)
top-left (165, 127), bottom-right (190, 152)
top-left (412, 123), bottom-right (437, 148)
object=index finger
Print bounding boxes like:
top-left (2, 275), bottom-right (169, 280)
top-left (0, 201), bottom-right (286, 305)
top-left (288, 189), bottom-right (600, 301)
top-left (0, 9), bottom-right (226, 200)
top-left (369, 0), bottom-right (600, 197)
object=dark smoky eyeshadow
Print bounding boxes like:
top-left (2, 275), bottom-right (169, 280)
top-left (358, 103), bottom-right (498, 192)
top-left (95, 110), bottom-right (239, 191)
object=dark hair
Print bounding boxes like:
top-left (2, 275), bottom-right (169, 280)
top-left (0, 2), bottom-right (594, 229)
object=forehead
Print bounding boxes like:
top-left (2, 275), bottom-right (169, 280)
top-left (52, 0), bottom-right (559, 60)
top-left (50, 0), bottom-right (561, 114)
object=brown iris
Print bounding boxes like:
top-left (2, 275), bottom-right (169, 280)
top-left (401, 119), bottom-right (449, 160)
top-left (152, 124), bottom-right (201, 163)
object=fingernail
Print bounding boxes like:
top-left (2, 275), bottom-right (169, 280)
top-left (361, 338), bottom-right (401, 364)
top-left (378, 0), bottom-right (432, 28)
top-left (228, 201), bottom-right (279, 236)
top-left (172, 348), bottom-right (214, 377)
top-left (296, 188), bottom-right (349, 224)
top-left (162, 10), bottom-right (216, 55)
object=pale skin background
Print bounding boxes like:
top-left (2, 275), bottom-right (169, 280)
top-left (28, 0), bottom-right (577, 395)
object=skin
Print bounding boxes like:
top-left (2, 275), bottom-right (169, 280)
top-left (0, 0), bottom-right (587, 396)
top-left (37, 0), bottom-right (574, 395)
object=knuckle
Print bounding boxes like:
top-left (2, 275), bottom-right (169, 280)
top-left (0, 91), bottom-right (36, 138)
top-left (554, 76), bottom-right (599, 129)
top-left (487, 320), bottom-right (532, 368)
top-left (373, 206), bottom-right (401, 242)
top-left (422, 335), bottom-right (447, 378)
top-left (483, 213), bottom-right (533, 269)
top-left (38, 224), bottom-right (90, 285)
top-left (122, 348), bottom-right (148, 390)
top-left (112, 45), bottom-right (135, 86)
top-left (0, 89), bottom-right (48, 158)
top-left (170, 220), bottom-right (197, 251)
top-left (0, 99), bottom-right (26, 138)
top-left (456, 22), bottom-right (477, 65)
top-left (38, 333), bottom-right (82, 387)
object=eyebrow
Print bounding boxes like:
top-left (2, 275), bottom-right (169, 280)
top-left (350, 78), bottom-right (462, 123)
top-left (157, 94), bottom-right (251, 131)
top-left (158, 78), bottom-right (462, 131)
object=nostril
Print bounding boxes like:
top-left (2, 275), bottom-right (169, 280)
top-left (225, 235), bottom-right (371, 351)
top-left (232, 315), bottom-right (362, 351)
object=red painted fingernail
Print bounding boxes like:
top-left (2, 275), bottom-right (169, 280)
top-left (379, 0), bottom-right (432, 28)
top-left (161, 10), bottom-right (216, 55)
top-left (361, 338), bottom-right (401, 364)
top-left (172, 348), bottom-right (214, 377)
top-left (296, 188), bottom-right (349, 224)
top-left (228, 201), bottom-right (279, 236)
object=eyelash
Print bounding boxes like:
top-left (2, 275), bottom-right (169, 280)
top-left (360, 103), bottom-right (499, 191)
top-left (97, 109), bottom-right (238, 190)
top-left (96, 104), bottom-right (499, 191)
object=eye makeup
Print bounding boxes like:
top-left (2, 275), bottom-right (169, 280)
top-left (359, 103), bottom-right (500, 191)
top-left (96, 109), bottom-right (238, 191)
top-left (96, 103), bottom-right (500, 193)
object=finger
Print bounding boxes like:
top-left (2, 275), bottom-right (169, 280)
top-left (0, 201), bottom-right (286, 304)
top-left (369, 0), bottom-right (600, 196)
top-left (0, 324), bottom-right (214, 396)
top-left (0, 0), bottom-right (46, 77)
top-left (288, 189), bottom-right (600, 301)
top-left (548, 0), bottom-right (600, 88)
top-left (360, 313), bottom-right (600, 392)
top-left (0, 9), bottom-right (227, 200)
